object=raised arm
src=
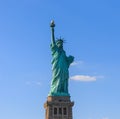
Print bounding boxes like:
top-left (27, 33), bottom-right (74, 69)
top-left (50, 20), bottom-right (56, 45)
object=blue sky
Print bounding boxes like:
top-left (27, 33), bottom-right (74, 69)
top-left (0, 0), bottom-right (120, 119)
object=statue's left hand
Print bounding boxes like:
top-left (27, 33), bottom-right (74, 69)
top-left (68, 55), bottom-right (74, 63)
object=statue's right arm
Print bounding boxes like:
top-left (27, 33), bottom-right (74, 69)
top-left (50, 20), bottom-right (56, 46)
top-left (51, 27), bottom-right (55, 46)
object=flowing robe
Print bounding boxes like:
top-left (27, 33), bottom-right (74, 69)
top-left (49, 43), bottom-right (74, 96)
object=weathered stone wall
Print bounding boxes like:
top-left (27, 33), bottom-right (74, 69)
top-left (44, 96), bottom-right (74, 119)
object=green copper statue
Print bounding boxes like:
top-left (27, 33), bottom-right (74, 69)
top-left (49, 21), bottom-right (74, 96)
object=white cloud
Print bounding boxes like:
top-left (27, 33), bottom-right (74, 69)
top-left (71, 60), bottom-right (84, 66)
top-left (70, 74), bottom-right (104, 82)
top-left (26, 81), bottom-right (42, 86)
top-left (36, 81), bottom-right (42, 86)
top-left (70, 75), bottom-right (96, 82)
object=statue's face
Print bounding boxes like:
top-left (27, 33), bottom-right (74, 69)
top-left (57, 42), bottom-right (63, 48)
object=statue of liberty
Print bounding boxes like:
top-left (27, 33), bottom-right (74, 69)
top-left (49, 21), bottom-right (74, 96)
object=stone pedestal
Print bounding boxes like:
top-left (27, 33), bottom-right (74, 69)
top-left (44, 96), bottom-right (74, 119)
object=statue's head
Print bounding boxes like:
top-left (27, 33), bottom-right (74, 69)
top-left (56, 39), bottom-right (64, 48)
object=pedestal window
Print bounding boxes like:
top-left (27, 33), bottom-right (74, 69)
top-left (63, 107), bottom-right (67, 115)
top-left (54, 107), bottom-right (57, 115)
top-left (59, 107), bottom-right (62, 115)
